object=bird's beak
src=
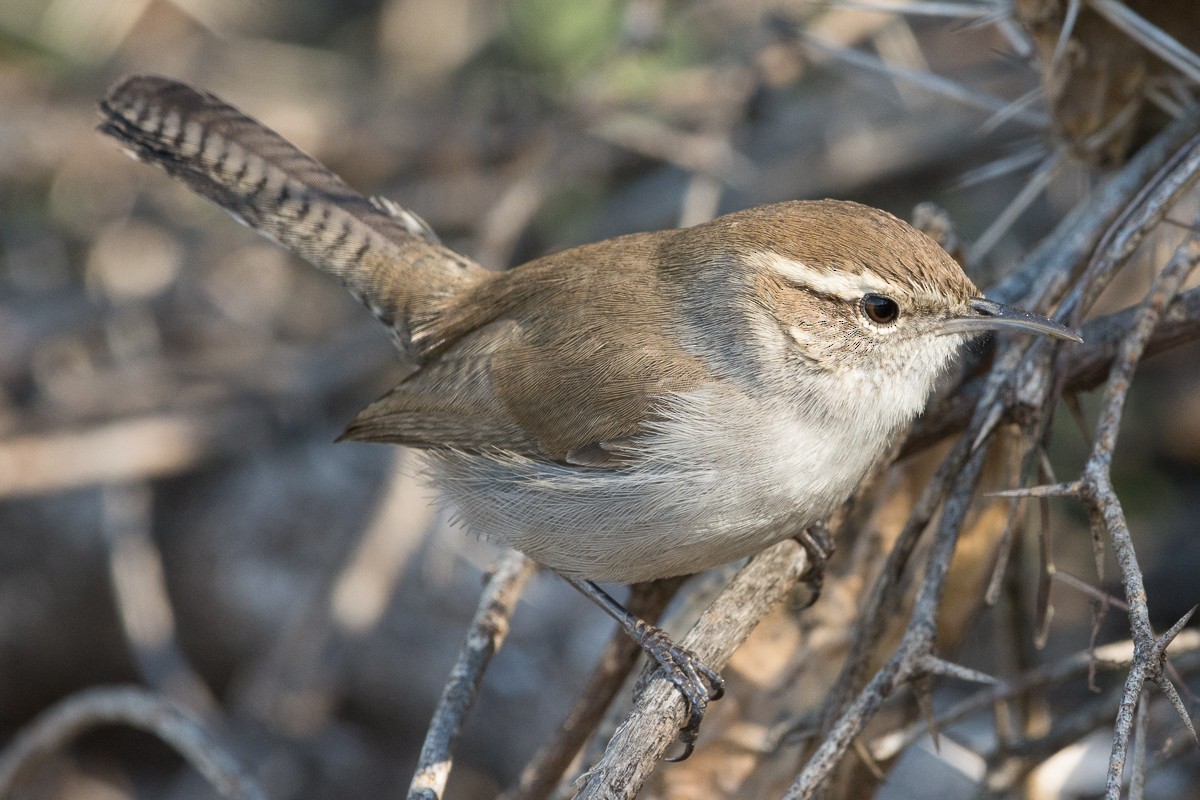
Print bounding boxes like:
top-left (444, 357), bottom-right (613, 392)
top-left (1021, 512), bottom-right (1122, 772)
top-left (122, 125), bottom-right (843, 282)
top-left (941, 297), bottom-right (1082, 342)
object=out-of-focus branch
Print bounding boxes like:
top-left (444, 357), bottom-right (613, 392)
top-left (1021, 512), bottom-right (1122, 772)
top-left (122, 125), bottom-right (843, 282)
top-left (0, 685), bottom-right (265, 800)
top-left (503, 579), bottom-right (684, 800)
top-left (0, 322), bottom-right (394, 499)
top-left (408, 552), bottom-right (536, 800)
top-left (102, 482), bottom-right (217, 713)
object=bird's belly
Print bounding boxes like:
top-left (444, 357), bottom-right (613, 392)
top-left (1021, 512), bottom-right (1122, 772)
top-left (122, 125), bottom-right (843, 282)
top-left (426, 393), bottom-right (887, 583)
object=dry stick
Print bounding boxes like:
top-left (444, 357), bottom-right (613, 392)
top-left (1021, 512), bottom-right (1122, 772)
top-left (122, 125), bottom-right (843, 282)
top-left (504, 580), bottom-right (684, 800)
top-left (822, 321), bottom-right (1045, 746)
top-left (408, 551), bottom-right (536, 800)
top-left (992, 679), bottom-right (1137, 790)
top-left (784, 441), bottom-right (992, 800)
top-left (0, 685), bottom-right (265, 800)
top-left (989, 654), bottom-right (1200, 795)
top-left (820, 431), bottom-right (977, 729)
top-left (793, 115), bottom-right (1200, 797)
top-left (788, 345), bottom-right (1027, 800)
top-left (974, 215), bottom-right (1200, 797)
top-left (501, 103), bottom-right (1200, 796)
top-left (1131, 689), bottom-right (1149, 800)
top-left (573, 539), bottom-right (809, 800)
top-left (1063, 285), bottom-right (1200, 390)
top-left (870, 630), bottom-right (1200, 761)
top-left (904, 284), bottom-right (1200, 456)
top-left (1065, 133), bottom-right (1200, 327)
top-left (910, 112), bottom-right (1200, 460)
top-left (1079, 232), bottom-right (1200, 799)
top-left (102, 483), bottom-right (219, 714)
top-left (981, 650), bottom-right (1200, 793)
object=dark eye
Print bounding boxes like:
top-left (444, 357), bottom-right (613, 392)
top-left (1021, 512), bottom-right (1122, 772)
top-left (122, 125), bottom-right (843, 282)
top-left (861, 294), bottom-right (900, 325)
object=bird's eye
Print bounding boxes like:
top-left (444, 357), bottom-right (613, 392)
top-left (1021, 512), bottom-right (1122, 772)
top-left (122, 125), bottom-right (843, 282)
top-left (861, 294), bottom-right (900, 325)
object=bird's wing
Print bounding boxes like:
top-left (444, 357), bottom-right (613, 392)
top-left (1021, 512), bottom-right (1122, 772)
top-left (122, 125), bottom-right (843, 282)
top-left (340, 235), bottom-right (713, 466)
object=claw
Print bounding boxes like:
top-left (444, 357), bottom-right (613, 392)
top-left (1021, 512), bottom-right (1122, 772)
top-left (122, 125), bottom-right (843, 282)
top-left (794, 525), bottom-right (835, 608)
top-left (638, 625), bottom-right (725, 761)
top-left (567, 578), bottom-right (726, 761)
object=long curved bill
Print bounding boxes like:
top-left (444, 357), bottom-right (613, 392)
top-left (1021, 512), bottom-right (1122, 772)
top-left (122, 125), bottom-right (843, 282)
top-left (941, 297), bottom-right (1082, 342)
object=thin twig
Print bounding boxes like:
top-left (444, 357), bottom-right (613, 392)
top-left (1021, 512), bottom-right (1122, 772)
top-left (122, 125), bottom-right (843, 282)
top-left (870, 631), bottom-right (1200, 761)
top-left (408, 551), bottom-right (536, 800)
top-left (904, 283), bottom-right (1200, 456)
top-left (1081, 228), bottom-right (1200, 800)
top-left (503, 580), bottom-right (683, 800)
top-left (785, 442), bottom-right (992, 799)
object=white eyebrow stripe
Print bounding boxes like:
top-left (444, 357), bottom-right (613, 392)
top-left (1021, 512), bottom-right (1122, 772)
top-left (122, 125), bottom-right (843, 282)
top-left (745, 251), bottom-right (893, 301)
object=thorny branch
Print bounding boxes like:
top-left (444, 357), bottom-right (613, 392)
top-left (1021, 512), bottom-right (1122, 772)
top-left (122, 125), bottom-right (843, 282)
top-left (1081, 226), bottom-right (1200, 799)
top-left (420, 104), bottom-right (1200, 799)
top-left (768, 109), bottom-right (1200, 796)
top-left (775, 109), bottom-right (1200, 799)
top-left (868, 632), bottom-right (1200, 763)
top-left (503, 579), bottom-right (685, 800)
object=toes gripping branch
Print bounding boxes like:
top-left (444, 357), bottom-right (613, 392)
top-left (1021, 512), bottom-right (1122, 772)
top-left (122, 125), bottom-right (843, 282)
top-left (631, 619), bottom-right (726, 761)
top-left (569, 578), bottom-right (725, 761)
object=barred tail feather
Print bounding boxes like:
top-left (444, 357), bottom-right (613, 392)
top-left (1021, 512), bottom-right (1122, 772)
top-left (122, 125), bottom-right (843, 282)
top-left (99, 74), bottom-right (488, 362)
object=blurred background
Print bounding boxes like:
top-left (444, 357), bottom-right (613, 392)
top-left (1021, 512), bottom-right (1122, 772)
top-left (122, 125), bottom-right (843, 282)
top-left (0, 0), bottom-right (1198, 797)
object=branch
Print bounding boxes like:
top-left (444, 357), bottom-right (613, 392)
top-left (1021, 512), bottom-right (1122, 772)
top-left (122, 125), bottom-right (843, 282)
top-left (785, 440), bottom-right (992, 799)
top-left (904, 284), bottom-right (1200, 456)
top-left (574, 539), bottom-right (808, 799)
top-left (504, 579), bottom-right (684, 800)
top-left (0, 685), bottom-right (265, 800)
top-left (1080, 228), bottom-right (1200, 799)
top-left (407, 551), bottom-right (536, 800)
top-left (781, 109), bottom-right (1200, 797)
top-left (102, 483), bottom-right (218, 713)
top-left (870, 631), bottom-right (1200, 762)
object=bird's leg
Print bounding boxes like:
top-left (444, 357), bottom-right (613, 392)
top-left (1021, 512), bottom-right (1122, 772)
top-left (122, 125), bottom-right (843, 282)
top-left (793, 522), bottom-right (835, 609)
top-left (566, 577), bottom-right (724, 761)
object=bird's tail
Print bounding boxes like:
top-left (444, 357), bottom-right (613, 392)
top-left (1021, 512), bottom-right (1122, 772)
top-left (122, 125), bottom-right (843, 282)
top-left (99, 74), bottom-right (488, 362)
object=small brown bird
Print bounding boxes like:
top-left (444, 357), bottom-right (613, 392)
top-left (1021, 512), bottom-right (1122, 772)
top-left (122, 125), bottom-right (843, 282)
top-left (98, 75), bottom-right (1079, 759)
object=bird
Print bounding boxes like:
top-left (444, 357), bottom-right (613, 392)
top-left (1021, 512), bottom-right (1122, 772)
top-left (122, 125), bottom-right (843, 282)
top-left (98, 74), bottom-right (1080, 759)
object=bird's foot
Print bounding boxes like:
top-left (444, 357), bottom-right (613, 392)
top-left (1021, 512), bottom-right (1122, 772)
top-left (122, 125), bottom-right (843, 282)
top-left (634, 622), bottom-right (725, 761)
top-left (794, 524), bottom-right (835, 609)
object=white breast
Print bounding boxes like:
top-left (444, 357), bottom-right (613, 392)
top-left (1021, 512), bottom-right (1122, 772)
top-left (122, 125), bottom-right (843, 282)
top-left (427, 374), bottom-right (922, 583)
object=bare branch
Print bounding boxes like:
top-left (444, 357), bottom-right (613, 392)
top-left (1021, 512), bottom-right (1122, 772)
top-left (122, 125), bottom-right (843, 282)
top-left (0, 685), bottom-right (265, 800)
top-left (1075, 227), bottom-right (1200, 799)
top-left (905, 284), bottom-right (1200, 456)
top-left (504, 579), bottom-right (684, 800)
top-left (574, 539), bottom-right (808, 799)
top-left (785, 442), bottom-right (992, 799)
top-left (408, 552), bottom-right (536, 800)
